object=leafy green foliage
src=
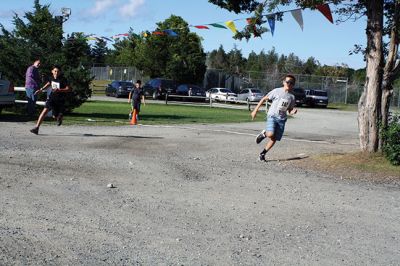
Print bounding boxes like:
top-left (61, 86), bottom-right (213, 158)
top-left (381, 114), bottom-right (400, 165)
top-left (0, 0), bottom-right (92, 112)
top-left (111, 17), bottom-right (206, 84)
top-left (91, 39), bottom-right (109, 65)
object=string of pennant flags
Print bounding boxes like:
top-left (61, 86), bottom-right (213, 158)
top-left (83, 3), bottom-right (333, 42)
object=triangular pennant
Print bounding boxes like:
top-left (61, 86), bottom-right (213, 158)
top-left (267, 15), bottom-right (275, 36)
top-left (209, 23), bottom-right (227, 29)
top-left (225, 20), bottom-right (238, 34)
top-left (194, 25), bottom-right (209, 29)
top-left (316, 4), bottom-right (334, 24)
top-left (291, 9), bottom-right (303, 31)
top-left (152, 31), bottom-right (166, 35)
top-left (164, 29), bottom-right (179, 37)
top-left (101, 36), bottom-right (113, 42)
top-left (112, 33), bottom-right (129, 39)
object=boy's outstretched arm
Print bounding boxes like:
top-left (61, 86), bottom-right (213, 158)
top-left (251, 95), bottom-right (269, 120)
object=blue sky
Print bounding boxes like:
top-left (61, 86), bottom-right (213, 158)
top-left (0, 0), bottom-right (367, 69)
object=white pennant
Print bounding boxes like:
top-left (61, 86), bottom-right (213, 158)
top-left (291, 9), bottom-right (304, 31)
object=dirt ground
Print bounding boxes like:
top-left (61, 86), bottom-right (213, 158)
top-left (1, 108), bottom-right (399, 265)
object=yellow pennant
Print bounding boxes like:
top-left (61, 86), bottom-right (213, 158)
top-left (225, 20), bottom-right (238, 34)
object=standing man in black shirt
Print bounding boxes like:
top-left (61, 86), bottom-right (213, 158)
top-left (30, 65), bottom-right (71, 135)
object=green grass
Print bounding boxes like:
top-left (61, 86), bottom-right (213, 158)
top-left (316, 152), bottom-right (399, 177)
top-left (61, 100), bottom-right (265, 126)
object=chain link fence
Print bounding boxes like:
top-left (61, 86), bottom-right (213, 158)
top-left (90, 66), bottom-right (400, 107)
top-left (91, 66), bottom-right (145, 82)
top-left (204, 69), bottom-right (400, 107)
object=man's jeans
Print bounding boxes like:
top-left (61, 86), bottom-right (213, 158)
top-left (25, 88), bottom-right (38, 116)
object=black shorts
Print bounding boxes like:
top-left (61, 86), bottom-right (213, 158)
top-left (45, 97), bottom-right (65, 117)
top-left (132, 101), bottom-right (141, 112)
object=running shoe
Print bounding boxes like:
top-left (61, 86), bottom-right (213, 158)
top-left (57, 115), bottom-right (63, 126)
top-left (259, 153), bottom-right (266, 161)
top-left (256, 130), bottom-right (266, 144)
top-left (30, 127), bottom-right (39, 135)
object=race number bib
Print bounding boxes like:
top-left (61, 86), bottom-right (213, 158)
top-left (278, 98), bottom-right (289, 112)
top-left (51, 81), bottom-right (60, 90)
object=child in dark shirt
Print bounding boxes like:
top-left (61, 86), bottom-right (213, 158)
top-left (30, 65), bottom-right (71, 135)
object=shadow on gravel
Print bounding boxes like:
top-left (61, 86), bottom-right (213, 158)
top-left (50, 133), bottom-right (163, 139)
top-left (265, 155), bottom-right (309, 162)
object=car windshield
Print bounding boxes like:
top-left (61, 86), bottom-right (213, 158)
top-left (220, 89), bottom-right (231, 93)
top-left (293, 88), bottom-right (304, 93)
top-left (119, 82), bottom-right (133, 87)
top-left (251, 89), bottom-right (261, 93)
top-left (312, 90), bottom-right (327, 96)
top-left (161, 80), bottom-right (176, 87)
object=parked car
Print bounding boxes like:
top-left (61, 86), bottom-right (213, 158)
top-left (237, 88), bottom-right (263, 102)
top-left (206, 88), bottom-right (238, 102)
top-left (291, 87), bottom-right (306, 107)
top-left (142, 78), bottom-right (177, 100)
top-left (305, 89), bottom-right (329, 107)
top-left (0, 78), bottom-right (15, 114)
top-left (105, 80), bottom-right (134, 98)
top-left (176, 84), bottom-right (206, 101)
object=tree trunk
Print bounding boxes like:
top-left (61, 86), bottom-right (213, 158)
top-left (358, 0), bottom-right (384, 152)
top-left (381, 1), bottom-right (400, 139)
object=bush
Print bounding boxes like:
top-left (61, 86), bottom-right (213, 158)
top-left (381, 114), bottom-right (400, 165)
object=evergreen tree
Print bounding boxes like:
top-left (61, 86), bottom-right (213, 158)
top-left (91, 38), bottom-right (108, 66)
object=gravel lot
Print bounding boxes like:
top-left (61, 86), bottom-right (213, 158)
top-left (1, 108), bottom-right (399, 265)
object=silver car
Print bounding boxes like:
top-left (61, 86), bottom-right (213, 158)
top-left (237, 88), bottom-right (264, 102)
top-left (206, 88), bottom-right (238, 102)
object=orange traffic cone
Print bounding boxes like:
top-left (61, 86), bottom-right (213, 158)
top-left (130, 109), bottom-right (138, 125)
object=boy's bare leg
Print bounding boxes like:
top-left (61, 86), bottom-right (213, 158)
top-left (35, 108), bottom-right (49, 128)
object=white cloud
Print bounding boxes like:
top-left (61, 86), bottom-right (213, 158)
top-left (89, 0), bottom-right (118, 16)
top-left (119, 0), bottom-right (145, 18)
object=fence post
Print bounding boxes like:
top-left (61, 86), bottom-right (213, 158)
top-left (209, 95), bottom-right (212, 108)
top-left (165, 92), bottom-right (168, 105)
top-left (247, 99), bottom-right (251, 111)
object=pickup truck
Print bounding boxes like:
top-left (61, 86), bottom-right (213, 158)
top-left (0, 79), bottom-right (15, 114)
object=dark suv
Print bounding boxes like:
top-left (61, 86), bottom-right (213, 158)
top-left (143, 78), bottom-right (177, 100)
top-left (305, 89), bottom-right (329, 107)
top-left (105, 80), bottom-right (134, 98)
top-left (291, 87), bottom-right (306, 107)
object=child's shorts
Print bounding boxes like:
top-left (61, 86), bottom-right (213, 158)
top-left (265, 115), bottom-right (286, 141)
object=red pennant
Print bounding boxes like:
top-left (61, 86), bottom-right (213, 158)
top-left (316, 4), bottom-right (333, 24)
top-left (194, 25), bottom-right (209, 29)
top-left (152, 31), bottom-right (166, 35)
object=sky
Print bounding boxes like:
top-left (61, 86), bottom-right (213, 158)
top-left (0, 0), bottom-right (367, 69)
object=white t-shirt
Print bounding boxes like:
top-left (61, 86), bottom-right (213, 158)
top-left (266, 87), bottom-right (295, 119)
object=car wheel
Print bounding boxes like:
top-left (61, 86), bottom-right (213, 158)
top-left (152, 91), bottom-right (159, 100)
top-left (115, 92), bottom-right (120, 98)
top-left (0, 107), bottom-right (2, 115)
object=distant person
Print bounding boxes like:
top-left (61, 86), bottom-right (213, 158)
top-left (30, 65), bottom-right (71, 135)
top-left (251, 74), bottom-right (298, 161)
top-left (128, 80), bottom-right (145, 124)
top-left (25, 59), bottom-right (41, 116)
